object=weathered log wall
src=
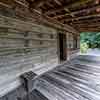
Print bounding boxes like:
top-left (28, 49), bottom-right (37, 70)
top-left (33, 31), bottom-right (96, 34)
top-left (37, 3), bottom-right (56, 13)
top-left (0, 0), bottom-right (80, 74)
top-left (0, 0), bottom-right (80, 97)
top-left (0, 1), bottom-right (59, 96)
top-left (66, 33), bottom-right (80, 60)
top-left (0, 0), bottom-right (58, 73)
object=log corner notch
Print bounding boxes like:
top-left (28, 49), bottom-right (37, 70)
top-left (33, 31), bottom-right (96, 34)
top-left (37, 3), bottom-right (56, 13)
top-left (25, 0), bottom-right (100, 32)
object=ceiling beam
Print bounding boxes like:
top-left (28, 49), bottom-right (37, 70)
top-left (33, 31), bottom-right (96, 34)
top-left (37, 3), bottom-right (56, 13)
top-left (70, 21), bottom-right (100, 26)
top-left (0, 2), bottom-right (12, 8)
top-left (79, 28), bottom-right (100, 30)
top-left (54, 0), bottom-right (62, 6)
top-left (51, 8), bottom-right (75, 19)
top-left (71, 22), bottom-right (100, 26)
top-left (43, 15), bottom-right (79, 34)
top-left (52, 4), bottom-right (100, 19)
top-left (0, 0), bottom-right (28, 8)
top-left (69, 18), bottom-right (100, 24)
top-left (79, 29), bottom-right (100, 32)
top-left (63, 13), bottom-right (100, 22)
top-left (64, 8), bottom-right (75, 17)
top-left (28, 9), bottom-right (79, 34)
top-left (79, 27), bottom-right (100, 29)
top-left (0, 0), bottom-right (15, 7)
top-left (14, 0), bottom-right (28, 7)
top-left (73, 25), bottom-right (100, 28)
top-left (45, 0), bottom-right (93, 14)
top-left (26, 0), bottom-right (47, 9)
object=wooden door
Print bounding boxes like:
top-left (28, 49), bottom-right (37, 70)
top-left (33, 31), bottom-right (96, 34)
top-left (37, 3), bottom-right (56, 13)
top-left (58, 33), bottom-right (67, 61)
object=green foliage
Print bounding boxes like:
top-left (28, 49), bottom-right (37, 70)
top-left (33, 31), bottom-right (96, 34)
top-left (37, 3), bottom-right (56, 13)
top-left (80, 32), bottom-right (100, 49)
top-left (80, 42), bottom-right (88, 53)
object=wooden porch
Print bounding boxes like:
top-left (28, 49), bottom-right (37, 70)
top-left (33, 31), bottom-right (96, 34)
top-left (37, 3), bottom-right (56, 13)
top-left (0, 0), bottom-right (100, 100)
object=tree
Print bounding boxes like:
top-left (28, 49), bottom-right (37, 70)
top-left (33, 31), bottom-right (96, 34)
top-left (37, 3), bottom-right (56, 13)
top-left (80, 32), bottom-right (100, 48)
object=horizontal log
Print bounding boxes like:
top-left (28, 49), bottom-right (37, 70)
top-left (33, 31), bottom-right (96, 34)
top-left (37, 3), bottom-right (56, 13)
top-left (0, 15), bottom-right (57, 34)
top-left (44, 0), bottom-right (93, 14)
top-left (0, 1), bottom-right (78, 34)
top-left (0, 35), bottom-right (56, 41)
top-left (53, 5), bottom-right (100, 19)
top-left (65, 14), bottom-right (100, 22)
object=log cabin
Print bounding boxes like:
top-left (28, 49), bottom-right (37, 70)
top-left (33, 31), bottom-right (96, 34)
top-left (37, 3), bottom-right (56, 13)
top-left (0, 0), bottom-right (100, 100)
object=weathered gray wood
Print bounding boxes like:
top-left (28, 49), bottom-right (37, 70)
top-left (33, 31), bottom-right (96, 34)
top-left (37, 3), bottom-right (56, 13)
top-left (0, 1), bottom-right (80, 98)
top-left (34, 56), bottom-right (100, 100)
top-left (0, 10), bottom-right (58, 97)
top-left (1, 55), bottom-right (100, 100)
top-left (0, 15), bottom-right (57, 34)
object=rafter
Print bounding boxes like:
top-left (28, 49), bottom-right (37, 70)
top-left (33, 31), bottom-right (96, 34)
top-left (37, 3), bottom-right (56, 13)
top-left (45, 0), bottom-right (93, 14)
top-left (0, 2), bottom-right (12, 8)
top-left (14, 0), bottom-right (28, 7)
top-left (75, 26), bottom-right (100, 30)
top-left (78, 28), bottom-right (100, 31)
top-left (69, 18), bottom-right (100, 24)
top-left (26, 0), bottom-right (47, 9)
top-left (51, 9), bottom-right (75, 19)
top-left (63, 13), bottom-right (100, 22)
top-left (72, 21), bottom-right (100, 25)
top-left (52, 5), bottom-right (100, 19)
top-left (64, 8), bottom-right (75, 17)
top-left (28, 9), bottom-right (79, 34)
top-left (23, 0), bottom-right (100, 32)
top-left (73, 24), bottom-right (100, 28)
top-left (68, 20), bottom-right (100, 26)
top-left (79, 27), bottom-right (100, 30)
top-left (0, 0), bottom-right (28, 8)
top-left (54, 0), bottom-right (62, 6)
top-left (0, 0), bottom-right (15, 6)
top-left (70, 22), bottom-right (100, 31)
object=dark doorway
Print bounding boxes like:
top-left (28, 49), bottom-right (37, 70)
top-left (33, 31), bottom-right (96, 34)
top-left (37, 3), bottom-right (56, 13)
top-left (58, 33), bottom-right (67, 61)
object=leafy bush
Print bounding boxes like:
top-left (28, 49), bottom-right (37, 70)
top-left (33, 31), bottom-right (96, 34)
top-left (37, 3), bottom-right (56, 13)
top-left (80, 42), bottom-right (88, 53)
top-left (80, 32), bottom-right (100, 49)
